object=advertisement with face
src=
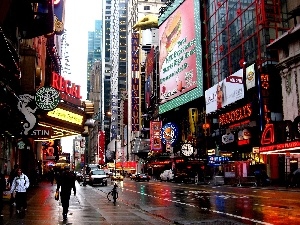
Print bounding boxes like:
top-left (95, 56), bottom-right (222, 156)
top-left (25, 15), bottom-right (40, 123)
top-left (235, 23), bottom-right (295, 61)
top-left (205, 69), bottom-right (244, 114)
top-left (159, 0), bottom-right (198, 103)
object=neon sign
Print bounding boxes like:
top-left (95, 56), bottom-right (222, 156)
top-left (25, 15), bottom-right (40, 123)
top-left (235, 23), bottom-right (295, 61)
top-left (259, 141), bottom-right (300, 152)
top-left (47, 108), bottom-right (83, 125)
top-left (219, 103), bottom-right (252, 126)
top-left (51, 72), bottom-right (82, 99)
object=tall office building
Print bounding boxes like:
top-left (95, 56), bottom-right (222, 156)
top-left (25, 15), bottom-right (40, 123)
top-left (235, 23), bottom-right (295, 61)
top-left (87, 20), bottom-right (103, 100)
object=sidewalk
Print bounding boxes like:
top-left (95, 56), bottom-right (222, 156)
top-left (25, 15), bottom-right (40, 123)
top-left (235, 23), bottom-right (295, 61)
top-left (1, 181), bottom-right (172, 225)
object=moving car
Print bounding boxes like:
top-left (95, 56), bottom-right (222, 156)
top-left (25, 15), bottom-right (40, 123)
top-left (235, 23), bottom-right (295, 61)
top-left (134, 173), bottom-right (150, 182)
top-left (89, 169), bottom-right (108, 186)
top-left (160, 169), bottom-right (174, 181)
top-left (111, 173), bottom-right (124, 181)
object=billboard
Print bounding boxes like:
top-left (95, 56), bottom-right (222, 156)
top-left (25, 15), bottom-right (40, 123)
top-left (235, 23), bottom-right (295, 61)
top-left (158, 0), bottom-right (203, 114)
top-left (205, 69), bottom-right (244, 114)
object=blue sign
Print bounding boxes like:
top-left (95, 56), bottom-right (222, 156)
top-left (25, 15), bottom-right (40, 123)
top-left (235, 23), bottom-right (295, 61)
top-left (161, 122), bottom-right (179, 146)
top-left (208, 156), bottom-right (230, 166)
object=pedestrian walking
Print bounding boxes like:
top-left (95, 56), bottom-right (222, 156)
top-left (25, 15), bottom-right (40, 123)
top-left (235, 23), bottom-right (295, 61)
top-left (10, 168), bottom-right (30, 214)
top-left (56, 166), bottom-right (76, 220)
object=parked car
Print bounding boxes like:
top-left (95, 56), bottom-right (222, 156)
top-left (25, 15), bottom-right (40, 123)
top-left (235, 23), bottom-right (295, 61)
top-left (111, 173), bottom-right (124, 181)
top-left (160, 169), bottom-right (174, 182)
top-left (134, 173), bottom-right (150, 182)
top-left (89, 169), bottom-right (108, 186)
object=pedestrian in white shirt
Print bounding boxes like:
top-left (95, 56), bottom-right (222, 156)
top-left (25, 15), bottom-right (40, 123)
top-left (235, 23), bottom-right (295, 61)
top-left (10, 168), bottom-right (30, 213)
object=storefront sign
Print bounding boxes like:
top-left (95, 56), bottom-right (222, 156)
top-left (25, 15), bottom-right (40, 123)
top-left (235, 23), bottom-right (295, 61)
top-left (47, 107), bottom-right (83, 125)
top-left (219, 103), bottom-right (252, 126)
top-left (259, 141), bottom-right (300, 152)
top-left (30, 126), bottom-right (53, 138)
top-left (51, 72), bottom-right (82, 99)
top-left (238, 139), bottom-right (250, 146)
top-left (161, 122), bottom-right (179, 146)
top-left (222, 133), bottom-right (234, 144)
top-left (17, 94), bottom-right (37, 136)
top-left (208, 156), bottom-right (229, 165)
top-left (150, 121), bottom-right (162, 151)
top-left (132, 78), bottom-right (139, 131)
top-left (132, 33), bottom-right (139, 71)
top-left (35, 86), bottom-right (60, 111)
top-left (17, 141), bottom-right (26, 150)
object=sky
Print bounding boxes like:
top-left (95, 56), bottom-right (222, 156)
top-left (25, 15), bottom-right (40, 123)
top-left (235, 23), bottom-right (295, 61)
top-left (61, 0), bottom-right (102, 153)
top-left (64, 0), bottom-right (102, 99)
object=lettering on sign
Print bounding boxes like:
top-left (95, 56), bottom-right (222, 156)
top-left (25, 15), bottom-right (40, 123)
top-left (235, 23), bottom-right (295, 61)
top-left (47, 108), bottom-right (83, 125)
top-left (219, 103), bottom-right (252, 126)
top-left (51, 72), bottom-right (82, 99)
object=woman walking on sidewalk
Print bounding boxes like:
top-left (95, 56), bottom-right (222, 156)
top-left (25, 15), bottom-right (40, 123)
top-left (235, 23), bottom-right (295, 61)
top-left (56, 166), bottom-right (76, 221)
top-left (10, 168), bottom-right (30, 214)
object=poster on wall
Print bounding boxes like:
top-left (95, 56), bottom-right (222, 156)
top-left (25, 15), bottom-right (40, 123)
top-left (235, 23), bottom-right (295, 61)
top-left (205, 69), bottom-right (244, 114)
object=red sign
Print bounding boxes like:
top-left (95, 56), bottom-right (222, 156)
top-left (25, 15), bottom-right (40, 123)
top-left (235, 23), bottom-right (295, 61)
top-left (219, 103), bottom-right (252, 126)
top-left (150, 121), bottom-right (162, 151)
top-left (131, 33), bottom-right (139, 71)
top-left (51, 72), bottom-right (82, 99)
top-left (259, 141), bottom-right (300, 152)
top-left (115, 161), bottom-right (136, 169)
top-left (98, 131), bottom-right (105, 165)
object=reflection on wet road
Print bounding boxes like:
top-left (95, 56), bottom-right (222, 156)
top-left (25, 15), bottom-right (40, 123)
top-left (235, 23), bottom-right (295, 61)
top-left (110, 180), bottom-right (300, 225)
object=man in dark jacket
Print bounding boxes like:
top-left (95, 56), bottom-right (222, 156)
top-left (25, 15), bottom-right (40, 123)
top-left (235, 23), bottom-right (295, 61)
top-left (56, 166), bottom-right (76, 220)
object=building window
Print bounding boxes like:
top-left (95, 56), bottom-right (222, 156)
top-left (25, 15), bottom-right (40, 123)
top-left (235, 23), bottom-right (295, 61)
top-left (144, 6), bottom-right (150, 10)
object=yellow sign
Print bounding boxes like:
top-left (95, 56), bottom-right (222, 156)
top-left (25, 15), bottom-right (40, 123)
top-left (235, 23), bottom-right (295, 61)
top-left (47, 108), bottom-right (83, 125)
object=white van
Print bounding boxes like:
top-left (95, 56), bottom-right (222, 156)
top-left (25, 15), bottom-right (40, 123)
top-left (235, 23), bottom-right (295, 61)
top-left (160, 169), bottom-right (174, 181)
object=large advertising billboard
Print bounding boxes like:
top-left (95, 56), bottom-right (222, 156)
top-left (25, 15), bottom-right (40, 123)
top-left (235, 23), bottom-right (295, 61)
top-left (205, 69), bottom-right (244, 114)
top-left (158, 0), bottom-right (203, 114)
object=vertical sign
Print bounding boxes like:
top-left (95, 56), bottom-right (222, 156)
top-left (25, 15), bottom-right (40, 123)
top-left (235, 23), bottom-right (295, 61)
top-left (132, 33), bottom-right (139, 71)
top-left (132, 78), bottom-right (139, 131)
top-left (98, 131), bottom-right (105, 165)
top-left (150, 121), bottom-right (162, 151)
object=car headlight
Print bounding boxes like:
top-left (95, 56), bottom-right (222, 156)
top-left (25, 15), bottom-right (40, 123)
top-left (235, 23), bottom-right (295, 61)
top-left (103, 178), bottom-right (107, 181)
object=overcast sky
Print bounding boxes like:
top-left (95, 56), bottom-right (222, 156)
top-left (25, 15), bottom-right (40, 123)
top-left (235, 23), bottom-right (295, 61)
top-left (61, 0), bottom-right (102, 153)
top-left (64, 0), bottom-right (102, 100)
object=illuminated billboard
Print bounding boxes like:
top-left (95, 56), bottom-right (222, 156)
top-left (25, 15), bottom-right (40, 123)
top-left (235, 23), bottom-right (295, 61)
top-left (205, 69), bottom-right (244, 114)
top-left (158, 0), bottom-right (203, 114)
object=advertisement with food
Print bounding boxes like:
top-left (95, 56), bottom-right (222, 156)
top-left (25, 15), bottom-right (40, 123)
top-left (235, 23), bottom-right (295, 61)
top-left (159, 0), bottom-right (198, 103)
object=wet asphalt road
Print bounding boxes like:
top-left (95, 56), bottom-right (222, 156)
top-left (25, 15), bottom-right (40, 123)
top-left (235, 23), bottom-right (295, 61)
top-left (99, 178), bottom-right (300, 225)
top-left (2, 178), bottom-right (300, 225)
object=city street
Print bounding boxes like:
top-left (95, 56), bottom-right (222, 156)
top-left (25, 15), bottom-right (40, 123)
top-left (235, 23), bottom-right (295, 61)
top-left (93, 178), bottom-right (300, 225)
top-left (1, 178), bottom-right (300, 224)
